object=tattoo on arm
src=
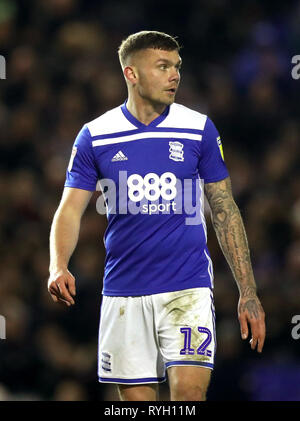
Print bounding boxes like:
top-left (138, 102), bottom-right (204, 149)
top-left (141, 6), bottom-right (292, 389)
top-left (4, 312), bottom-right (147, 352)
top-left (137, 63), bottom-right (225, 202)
top-left (204, 177), bottom-right (256, 297)
top-left (239, 299), bottom-right (263, 319)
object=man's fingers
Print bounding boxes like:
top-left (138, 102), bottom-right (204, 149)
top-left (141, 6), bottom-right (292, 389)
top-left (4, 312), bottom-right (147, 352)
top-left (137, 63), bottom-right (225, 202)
top-left (239, 314), bottom-right (249, 339)
top-left (249, 320), bottom-right (265, 352)
top-left (47, 271), bottom-right (77, 307)
top-left (249, 321), bottom-right (258, 349)
top-left (48, 277), bottom-right (75, 305)
top-left (250, 336), bottom-right (257, 350)
top-left (66, 277), bottom-right (76, 297)
top-left (49, 291), bottom-right (58, 303)
top-left (58, 297), bottom-right (72, 307)
top-left (56, 281), bottom-right (75, 305)
top-left (257, 339), bottom-right (263, 353)
top-left (238, 297), bottom-right (266, 352)
top-left (49, 289), bottom-right (72, 306)
top-left (257, 336), bottom-right (265, 353)
top-left (49, 283), bottom-right (59, 299)
top-left (256, 323), bottom-right (266, 353)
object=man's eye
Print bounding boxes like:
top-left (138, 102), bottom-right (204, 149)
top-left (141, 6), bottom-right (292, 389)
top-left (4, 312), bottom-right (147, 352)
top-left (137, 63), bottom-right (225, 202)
top-left (160, 65), bottom-right (167, 70)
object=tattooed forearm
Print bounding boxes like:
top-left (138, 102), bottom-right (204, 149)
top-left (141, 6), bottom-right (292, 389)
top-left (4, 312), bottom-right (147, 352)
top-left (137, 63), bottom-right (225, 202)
top-left (240, 285), bottom-right (257, 298)
top-left (205, 177), bottom-right (265, 351)
top-left (205, 177), bottom-right (256, 297)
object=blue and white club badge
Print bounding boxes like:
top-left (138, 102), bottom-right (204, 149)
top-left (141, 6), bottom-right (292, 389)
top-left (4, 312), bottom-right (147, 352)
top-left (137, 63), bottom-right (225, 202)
top-left (169, 141), bottom-right (184, 162)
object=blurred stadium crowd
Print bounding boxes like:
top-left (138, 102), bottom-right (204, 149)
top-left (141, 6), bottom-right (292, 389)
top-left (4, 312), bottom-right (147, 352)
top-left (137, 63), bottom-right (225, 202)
top-left (0, 0), bottom-right (300, 401)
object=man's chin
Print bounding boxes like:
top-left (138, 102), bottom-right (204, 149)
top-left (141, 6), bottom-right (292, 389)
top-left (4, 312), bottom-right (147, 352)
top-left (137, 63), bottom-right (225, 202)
top-left (148, 95), bottom-right (176, 109)
top-left (166, 97), bottom-right (176, 105)
top-left (160, 95), bottom-right (176, 106)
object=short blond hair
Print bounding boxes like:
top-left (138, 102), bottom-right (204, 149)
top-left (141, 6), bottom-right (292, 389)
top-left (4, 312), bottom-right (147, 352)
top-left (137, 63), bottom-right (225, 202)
top-left (118, 30), bottom-right (180, 68)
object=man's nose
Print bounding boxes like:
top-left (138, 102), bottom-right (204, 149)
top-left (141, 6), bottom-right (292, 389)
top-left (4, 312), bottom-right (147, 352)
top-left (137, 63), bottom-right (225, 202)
top-left (169, 67), bottom-right (180, 82)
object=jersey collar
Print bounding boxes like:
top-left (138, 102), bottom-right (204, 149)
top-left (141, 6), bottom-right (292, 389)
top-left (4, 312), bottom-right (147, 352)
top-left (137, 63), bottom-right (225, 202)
top-left (121, 100), bottom-right (170, 129)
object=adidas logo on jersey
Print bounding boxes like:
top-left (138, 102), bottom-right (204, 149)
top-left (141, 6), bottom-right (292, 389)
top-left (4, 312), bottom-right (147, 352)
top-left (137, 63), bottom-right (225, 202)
top-left (111, 151), bottom-right (128, 162)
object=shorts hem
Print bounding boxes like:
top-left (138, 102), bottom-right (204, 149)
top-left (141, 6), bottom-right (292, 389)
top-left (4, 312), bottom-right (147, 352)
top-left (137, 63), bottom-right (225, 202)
top-left (98, 376), bottom-right (166, 384)
top-left (165, 361), bottom-right (214, 370)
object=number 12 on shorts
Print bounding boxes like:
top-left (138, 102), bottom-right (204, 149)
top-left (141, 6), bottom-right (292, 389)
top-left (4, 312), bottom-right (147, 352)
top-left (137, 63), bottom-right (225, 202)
top-left (180, 327), bottom-right (212, 357)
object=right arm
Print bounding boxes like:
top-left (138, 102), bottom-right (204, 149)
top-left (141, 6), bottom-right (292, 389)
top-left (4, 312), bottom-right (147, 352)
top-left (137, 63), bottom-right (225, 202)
top-left (48, 187), bottom-right (93, 306)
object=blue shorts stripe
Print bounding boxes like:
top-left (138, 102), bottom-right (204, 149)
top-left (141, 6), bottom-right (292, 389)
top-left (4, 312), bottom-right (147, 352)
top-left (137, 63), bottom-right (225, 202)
top-left (98, 376), bottom-right (166, 384)
top-left (165, 361), bottom-right (214, 369)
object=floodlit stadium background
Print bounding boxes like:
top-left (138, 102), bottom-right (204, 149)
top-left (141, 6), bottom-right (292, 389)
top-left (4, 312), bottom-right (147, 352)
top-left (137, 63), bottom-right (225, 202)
top-left (0, 0), bottom-right (300, 401)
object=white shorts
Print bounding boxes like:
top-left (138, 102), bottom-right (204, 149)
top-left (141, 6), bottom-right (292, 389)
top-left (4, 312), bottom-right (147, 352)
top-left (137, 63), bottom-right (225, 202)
top-left (98, 287), bottom-right (216, 385)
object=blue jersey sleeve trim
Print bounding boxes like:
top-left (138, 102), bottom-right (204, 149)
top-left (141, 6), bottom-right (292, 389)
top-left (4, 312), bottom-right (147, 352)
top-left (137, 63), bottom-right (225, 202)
top-left (202, 174), bottom-right (229, 184)
top-left (64, 182), bottom-right (97, 192)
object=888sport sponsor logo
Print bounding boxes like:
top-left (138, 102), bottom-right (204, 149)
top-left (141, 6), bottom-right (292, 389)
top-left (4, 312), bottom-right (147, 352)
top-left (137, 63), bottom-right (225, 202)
top-left (96, 170), bottom-right (203, 224)
top-left (128, 172), bottom-right (177, 215)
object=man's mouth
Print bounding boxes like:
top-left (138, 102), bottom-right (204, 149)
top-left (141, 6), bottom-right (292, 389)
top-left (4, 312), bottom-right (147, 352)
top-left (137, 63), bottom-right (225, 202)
top-left (166, 88), bottom-right (176, 94)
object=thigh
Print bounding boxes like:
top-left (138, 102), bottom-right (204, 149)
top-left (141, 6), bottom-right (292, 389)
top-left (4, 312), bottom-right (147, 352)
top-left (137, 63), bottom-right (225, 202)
top-left (155, 287), bottom-right (216, 370)
top-left (98, 295), bottom-right (166, 386)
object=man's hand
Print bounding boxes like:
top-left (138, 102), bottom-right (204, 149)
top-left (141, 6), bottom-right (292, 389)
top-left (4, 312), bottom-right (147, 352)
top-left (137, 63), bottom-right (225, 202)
top-left (238, 293), bottom-right (265, 353)
top-left (48, 187), bottom-right (93, 307)
top-left (48, 269), bottom-right (76, 307)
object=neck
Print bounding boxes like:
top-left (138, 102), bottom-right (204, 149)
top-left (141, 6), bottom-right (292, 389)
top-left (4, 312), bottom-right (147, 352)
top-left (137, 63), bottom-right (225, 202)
top-left (126, 95), bottom-right (168, 126)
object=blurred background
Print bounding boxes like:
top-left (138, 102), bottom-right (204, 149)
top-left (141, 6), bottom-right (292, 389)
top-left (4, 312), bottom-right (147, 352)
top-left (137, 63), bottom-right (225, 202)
top-left (0, 0), bottom-right (300, 401)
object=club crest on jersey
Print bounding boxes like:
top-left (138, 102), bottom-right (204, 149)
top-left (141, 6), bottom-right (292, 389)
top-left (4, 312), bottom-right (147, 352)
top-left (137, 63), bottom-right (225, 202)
top-left (169, 141), bottom-right (184, 162)
top-left (101, 351), bottom-right (112, 373)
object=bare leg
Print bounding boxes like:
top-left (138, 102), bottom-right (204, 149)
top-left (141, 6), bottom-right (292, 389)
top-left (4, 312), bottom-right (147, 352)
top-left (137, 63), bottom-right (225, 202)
top-left (118, 384), bottom-right (158, 401)
top-left (168, 366), bottom-right (212, 401)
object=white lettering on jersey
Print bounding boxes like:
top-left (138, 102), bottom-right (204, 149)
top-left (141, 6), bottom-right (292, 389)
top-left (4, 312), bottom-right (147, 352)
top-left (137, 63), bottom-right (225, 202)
top-left (127, 172), bottom-right (177, 202)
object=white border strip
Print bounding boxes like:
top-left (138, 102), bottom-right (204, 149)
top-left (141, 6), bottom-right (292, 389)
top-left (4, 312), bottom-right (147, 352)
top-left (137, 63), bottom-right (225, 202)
top-left (204, 249), bottom-right (214, 288)
top-left (92, 131), bottom-right (202, 147)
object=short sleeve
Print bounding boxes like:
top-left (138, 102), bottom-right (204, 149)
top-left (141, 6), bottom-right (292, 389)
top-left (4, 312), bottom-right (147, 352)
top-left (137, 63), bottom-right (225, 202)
top-left (64, 125), bottom-right (99, 191)
top-left (198, 117), bottom-right (229, 183)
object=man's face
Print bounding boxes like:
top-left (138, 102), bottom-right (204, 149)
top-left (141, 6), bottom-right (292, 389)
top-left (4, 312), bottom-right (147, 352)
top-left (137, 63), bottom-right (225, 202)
top-left (130, 48), bottom-right (182, 106)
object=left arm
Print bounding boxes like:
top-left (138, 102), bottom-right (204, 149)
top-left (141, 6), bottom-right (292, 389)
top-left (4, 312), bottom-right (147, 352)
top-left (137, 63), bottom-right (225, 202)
top-left (204, 176), bottom-right (266, 352)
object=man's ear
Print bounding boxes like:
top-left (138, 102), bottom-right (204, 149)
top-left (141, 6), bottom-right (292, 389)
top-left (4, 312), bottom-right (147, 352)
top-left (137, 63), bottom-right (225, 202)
top-left (124, 66), bottom-right (138, 86)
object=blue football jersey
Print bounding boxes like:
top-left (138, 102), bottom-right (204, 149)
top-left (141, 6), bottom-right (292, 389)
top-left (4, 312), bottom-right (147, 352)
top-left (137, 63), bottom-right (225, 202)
top-left (65, 101), bottom-right (229, 296)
